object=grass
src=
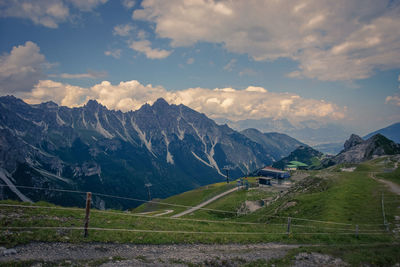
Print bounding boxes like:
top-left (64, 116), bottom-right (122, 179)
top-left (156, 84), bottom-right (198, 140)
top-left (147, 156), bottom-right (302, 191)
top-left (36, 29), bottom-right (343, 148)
top-left (133, 181), bottom-right (235, 216)
top-left (0, 156), bottom-right (399, 265)
top-left (377, 165), bottom-right (400, 186)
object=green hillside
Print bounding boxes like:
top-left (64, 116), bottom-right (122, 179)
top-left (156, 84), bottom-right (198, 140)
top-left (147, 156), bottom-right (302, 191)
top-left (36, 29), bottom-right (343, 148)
top-left (1, 155), bottom-right (400, 265)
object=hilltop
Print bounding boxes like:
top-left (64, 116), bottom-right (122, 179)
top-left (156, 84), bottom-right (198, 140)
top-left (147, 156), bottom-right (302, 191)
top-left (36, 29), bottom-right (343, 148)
top-left (272, 145), bottom-right (324, 170)
top-left (364, 122), bottom-right (400, 143)
top-left (321, 133), bottom-right (400, 167)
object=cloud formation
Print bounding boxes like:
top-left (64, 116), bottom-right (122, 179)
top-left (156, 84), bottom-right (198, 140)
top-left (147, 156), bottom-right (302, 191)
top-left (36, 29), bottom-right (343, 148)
top-left (68, 0), bottom-right (108, 12)
top-left (22, 79), bottom-right (345, 123)
top-left (121, 0), bottom-right (135, 9)
top-left (49, 70), bottom-right (107, 79)
top-left (133, 0), bottom-right (400, 81)
top-left (385, 74), bottom-right (400, 106)
top-left (130, 39), bottom-right (172, 59)
top-left (0, 0), bottom-right (108, 28)
top-left (113, 24), bottom-right (133, 36)
top-left (0, 41), bottom-right (48, 93)
top-left (0, 0), bottom-right (69, 28)
top-left (104, 49), bottom-right (122, 59)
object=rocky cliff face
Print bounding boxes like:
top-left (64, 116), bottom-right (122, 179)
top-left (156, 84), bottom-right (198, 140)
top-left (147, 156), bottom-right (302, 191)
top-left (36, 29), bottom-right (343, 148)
top-left (343, 134), bottom-right (364, 151)
top-left (321, 134), bottom-right (400, 167)
top-left (0, 96), bottom-right (284, 209)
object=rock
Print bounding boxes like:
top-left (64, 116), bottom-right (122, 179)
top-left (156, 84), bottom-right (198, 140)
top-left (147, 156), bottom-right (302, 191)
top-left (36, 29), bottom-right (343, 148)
top-left (293, 252), bottom-right (348, 267)
top-left (343, 134), bottom-right (364, 151)
top-left (3, 248), bottom-right (17, 256)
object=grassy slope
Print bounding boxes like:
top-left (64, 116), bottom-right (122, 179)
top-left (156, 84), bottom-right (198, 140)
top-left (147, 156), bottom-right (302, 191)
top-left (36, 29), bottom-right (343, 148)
top-left (1, 156), bottom-right (399, 265)
top-left (133, 181), bottom-right (235, 216)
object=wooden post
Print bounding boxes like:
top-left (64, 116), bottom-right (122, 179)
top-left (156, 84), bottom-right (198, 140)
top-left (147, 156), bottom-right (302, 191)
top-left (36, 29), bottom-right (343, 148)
top-left (381, 192), bottom-right (389, 232)
top-left (287, 217), bottom-right (291, 236)
top-left (355, 224), bottom-right (359, 238)
top-left (84, 192), bottom-right (92, 238)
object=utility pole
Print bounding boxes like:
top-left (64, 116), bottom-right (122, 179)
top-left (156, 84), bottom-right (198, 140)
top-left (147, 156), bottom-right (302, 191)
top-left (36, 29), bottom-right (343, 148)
top-left (145, 183), bottom-right (152, 201)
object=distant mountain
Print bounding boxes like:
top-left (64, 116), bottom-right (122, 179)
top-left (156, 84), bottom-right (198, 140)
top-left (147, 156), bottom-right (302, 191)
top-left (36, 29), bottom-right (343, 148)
top-left (313, 142), bottom-right (343, 155)
top-left (321, 134), bottom-right (400, 167)
top-left (240, 128), bottom-right (305, 161)
top-left (272, 146), bottom-right (324, 170)
top-left (0, 96), bottom-right (278, 209)
top-left (364, 122), bottom-right (400, 144)
top-left (215, 118), bottom-right (351, 146)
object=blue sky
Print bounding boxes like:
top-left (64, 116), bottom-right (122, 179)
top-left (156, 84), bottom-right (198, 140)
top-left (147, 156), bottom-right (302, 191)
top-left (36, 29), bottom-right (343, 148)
top-left (0, 0), bottom-right (399, 135)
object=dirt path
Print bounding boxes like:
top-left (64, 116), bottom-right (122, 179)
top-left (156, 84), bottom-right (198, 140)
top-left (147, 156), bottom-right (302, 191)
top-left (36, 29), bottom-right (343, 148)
top-left (378, 179), bottom-right (400, 195)
top-left (172, 186), bottom-right (240, 218)
top-left (0, 242), bottom-right (298, 266)
top-left (153, 209), bottom-right (174, 217)
top-left (370, 172), bottom-right (400, 195)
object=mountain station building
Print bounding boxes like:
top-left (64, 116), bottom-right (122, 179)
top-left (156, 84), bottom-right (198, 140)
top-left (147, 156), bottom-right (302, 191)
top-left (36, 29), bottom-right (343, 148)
top-left (285, 161), bottom-right (308, 170)
top-left (257, 166), bottom-right (290, 179)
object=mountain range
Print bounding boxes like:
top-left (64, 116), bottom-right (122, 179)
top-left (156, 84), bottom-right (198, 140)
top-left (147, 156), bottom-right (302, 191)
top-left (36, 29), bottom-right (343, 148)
top-left (214, 117), bottom-right (352, 147)
top-left (321, 133), bottom-right (400, 167)
top-left (0, 96), bottom-right (303, 209)
top-left (363, 122), bottom-right (400, 144)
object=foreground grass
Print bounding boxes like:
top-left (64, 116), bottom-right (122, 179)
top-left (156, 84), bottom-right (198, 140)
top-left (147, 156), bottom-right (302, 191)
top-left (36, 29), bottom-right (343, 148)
top-left (0, 157), bottom-right (399, 265)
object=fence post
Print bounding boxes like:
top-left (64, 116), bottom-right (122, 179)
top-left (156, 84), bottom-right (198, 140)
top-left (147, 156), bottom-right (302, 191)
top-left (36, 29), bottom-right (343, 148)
top-left (381, 192), bottom-right (389, 232)
top-left (287, 217), bottom-right (291, 236)
top-left (355, 224), bottom-right (359, 238)
top-left (84, 192), bottom-right (92, 238)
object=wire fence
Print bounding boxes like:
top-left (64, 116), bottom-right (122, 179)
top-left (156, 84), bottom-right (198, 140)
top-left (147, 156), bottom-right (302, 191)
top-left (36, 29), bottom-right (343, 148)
top-left (0, 183), bottom-right (397, 239)
top-left (0, 226), bottom-right (389, 236)
top-left (0, 184), bottom-right (393, 227)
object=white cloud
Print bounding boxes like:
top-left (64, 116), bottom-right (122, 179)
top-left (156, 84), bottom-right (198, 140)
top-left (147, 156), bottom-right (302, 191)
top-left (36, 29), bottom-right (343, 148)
top-left (22, 80), bottom-right (89, 107)
top-left (49, 71), bottom-right (107, 79)
top-left (186, 57), bottom-right (194, 64)
top-left (104, 49), bottom-right (122, 59)
top-left (133, 0), bottom-right (400, 81)
top-left (68, 0), bottom-right (108, 11)
top-left (0, 0), bottom-right (69, 28)
top-left (121, 0), bottom-right (135, 9)
top-left (0, 41), bottom-right (48, 93)
top-left (0, 0), bottom-right (108, 28)
top-left (223, 59), bottom-right (236, 71)
top-left (22, 79), bottom-right (345, 123)
top-left (385, 95), bottom-right (400, 106)
top-left (113, 24), bottom-right (133, 36)
top-left (239, 68), bottom-right (257, 77)
top-left (130, 40), bottom-right (172, 59)
top-left (386, 74), bottom-right (400, 106)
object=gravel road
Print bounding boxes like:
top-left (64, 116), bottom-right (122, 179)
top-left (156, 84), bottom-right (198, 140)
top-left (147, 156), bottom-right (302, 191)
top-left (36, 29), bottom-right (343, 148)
top-left (172, 187), bottom-right (239, 218)
top-left (0, 242), bottom-right (299, 266)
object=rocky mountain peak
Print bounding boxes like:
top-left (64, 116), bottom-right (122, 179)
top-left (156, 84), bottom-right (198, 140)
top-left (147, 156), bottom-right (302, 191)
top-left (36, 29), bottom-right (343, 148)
top-left (343, 134), bottom-right (364, 151)
top-left (152, 98), bottom-right (170, 110)
top-left (40, 101), bottom-right (58, 109)
top-left (84, 99), bottom-right (103, 111)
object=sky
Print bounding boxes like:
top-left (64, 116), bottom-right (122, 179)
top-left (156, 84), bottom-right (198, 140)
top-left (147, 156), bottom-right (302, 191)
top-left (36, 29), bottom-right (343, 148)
top-left (0, 0), bottom-right (399, 135)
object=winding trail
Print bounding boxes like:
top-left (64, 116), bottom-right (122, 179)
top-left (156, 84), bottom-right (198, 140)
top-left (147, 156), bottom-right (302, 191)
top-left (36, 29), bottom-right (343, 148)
top-left (172, 186), bottom-right (240, 218)
top-left (153, 209), bottom-right (174, 217)
top-left (370, 172), bottom-right (400, 195)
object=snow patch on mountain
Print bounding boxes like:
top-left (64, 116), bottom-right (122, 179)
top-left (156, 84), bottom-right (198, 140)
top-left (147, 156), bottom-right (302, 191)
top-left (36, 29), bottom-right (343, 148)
top-left (94, 112), bottom-right (114, 138)
top-left (162, 130), bottom-right (174, 164)
top-left (130, 117), bottom-right (155, 157)
top-left (0, 168), bottom-right (32, 203)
